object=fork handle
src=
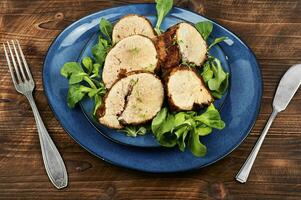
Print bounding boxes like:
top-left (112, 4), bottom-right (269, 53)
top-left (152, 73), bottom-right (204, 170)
top-left (25, 93), bottom-right (68, 189)
top-left (236, 109), bottom-right (278, 183)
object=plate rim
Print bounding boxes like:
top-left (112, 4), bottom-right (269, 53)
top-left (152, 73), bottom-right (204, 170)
top-left (42, 3), bottom-right (263, 173)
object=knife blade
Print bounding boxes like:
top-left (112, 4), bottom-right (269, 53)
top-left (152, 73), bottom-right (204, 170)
top-left (273, 64), bottom-right (301, 111)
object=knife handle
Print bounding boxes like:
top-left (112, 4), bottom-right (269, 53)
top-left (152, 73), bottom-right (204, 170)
top-left (236, 109), bottom-right (278, 183)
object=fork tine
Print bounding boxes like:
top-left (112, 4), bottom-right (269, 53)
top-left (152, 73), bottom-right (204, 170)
top-left (12, 40), bottom-right (27, 81)
top-left (16, 40), bottom-right (33, 80)
top-left (3, 43), bottom-right (18, 86)
top-left (6, 41), bottom-right (22, 83)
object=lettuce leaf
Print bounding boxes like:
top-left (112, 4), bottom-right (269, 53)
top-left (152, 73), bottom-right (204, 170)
top-left (151, 105), bottom-right (225, 157)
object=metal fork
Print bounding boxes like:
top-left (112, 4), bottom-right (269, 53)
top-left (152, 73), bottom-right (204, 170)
top-left (3, 40), bottom-right (68, 189)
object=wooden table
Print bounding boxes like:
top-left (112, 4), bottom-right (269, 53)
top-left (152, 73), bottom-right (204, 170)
top-left (1, 0), bottom-right (300, 199)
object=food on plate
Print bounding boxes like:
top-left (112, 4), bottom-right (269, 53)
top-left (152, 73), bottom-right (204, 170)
top-left (176, 23), bottom-right (207, 66)
top-left (102, 35), bottom-right (159, 88)
top-left (201, 57), bottom-right (229, 99)
top-left (97, 72), bottom-right (164, 129)
top-left (112, 14), bottom-right (156, 44)
top-left (166, 67), bottom-right (213, 111)
top-left (151, 104), bottom-right (225, 157)
top-left (61, 0), bottom-right (230, 157)
top-left (154, 0), bottom-right (173, 35)
top-left (156, 22), bottom-right (207, 70)
top-left (155, 25), bottom-right (181, 71)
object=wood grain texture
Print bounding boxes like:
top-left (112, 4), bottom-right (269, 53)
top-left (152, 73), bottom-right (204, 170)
top-left (0, 0), bottom-right (301, 199)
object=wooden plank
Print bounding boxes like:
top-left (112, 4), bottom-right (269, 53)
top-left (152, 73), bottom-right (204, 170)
top-left (0, 0), bottom-right (300, 199)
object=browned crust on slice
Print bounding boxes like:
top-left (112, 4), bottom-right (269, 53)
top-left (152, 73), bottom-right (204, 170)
top-left (154, 25), bottom-right (181, 74)
top-left (154, 22), bottom-right (208, 74)
top-left (96, 93), bottom-right (107, 118)
top-left (165, 66), bottom-right (213, 111)
top-left (96, 93), bottom-right (124, 129)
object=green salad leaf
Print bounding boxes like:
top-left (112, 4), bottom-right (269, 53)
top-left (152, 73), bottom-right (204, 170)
top-left (195, 21), bottom-right (213, 40)
top-left (152, 108), bottom-right (175, 136)
top-left (60, 62), bottom-right (83, 78)
top-left (201, 62), bottom-right (214, 82)
top-left (196, 125), bottom-right (212, 136)
top-left (93, 94), bottom-right (103, 115)
top-left (82, 57), bottom-right (93, 74)
top-left (151, 104), bottom-right (225, 157)
top-left (68, 72), bottom-right (87, 85)
top-left (194, 21), bottom-right (227, 48)
top-left (60, 56), bottom-right (106, 113)
top-left (99, 18), bottom-right (113, 43)
top-left (151, 107), bottom-right (168, 134)
top-left (66, 84), bottom-right (87, 108)
top-left (208, 36), bottom-right (228, 50)
top-left (92, 37), bottom-right (111, 66)
top-left (194, 105), bottom-right (225, 129)
top-left (208, 59), bottom-right (227, 91)
top-left (188, 129), bottom-right (207, 157)
top-left (91, 63), bottom-right (101, 78)
top-left (157, 131), bottom-right (178, 147)
top-left (201, 57), bottom-right (229, 99)
top-left (91, 19), bottom-right (112, 66)
top-left (155, 0), bottom-right (173, 35)
top-left (174, 126), bottom-right (189, 151)
top-left (120, 125), bottom-right (148, 137)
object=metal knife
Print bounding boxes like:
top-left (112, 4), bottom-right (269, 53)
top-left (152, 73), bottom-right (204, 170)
top-left (236, 64), bottom-right (301, 183)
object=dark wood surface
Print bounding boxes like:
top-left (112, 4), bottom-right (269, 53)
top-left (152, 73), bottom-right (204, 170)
top-left (0, 0), bottom-right (301, 199)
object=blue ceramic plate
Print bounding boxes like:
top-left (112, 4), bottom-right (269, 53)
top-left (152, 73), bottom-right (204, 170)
top-left (43, 4), bottom-right (262, 172)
